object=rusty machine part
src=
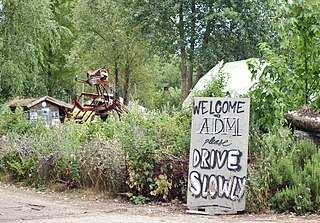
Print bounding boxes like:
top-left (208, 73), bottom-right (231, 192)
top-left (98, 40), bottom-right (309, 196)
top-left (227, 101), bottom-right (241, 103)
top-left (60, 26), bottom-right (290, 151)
top-left (68, 67), bottom-right (128, 123)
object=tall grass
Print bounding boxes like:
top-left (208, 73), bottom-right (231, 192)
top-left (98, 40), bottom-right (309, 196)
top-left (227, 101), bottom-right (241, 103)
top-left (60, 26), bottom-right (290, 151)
top-left (0, 105), bottom-right (190, 201)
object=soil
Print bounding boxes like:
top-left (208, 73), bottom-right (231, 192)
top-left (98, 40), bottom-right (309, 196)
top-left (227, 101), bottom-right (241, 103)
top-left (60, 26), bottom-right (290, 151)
top-left (0, 182), bottom-right (319, 223)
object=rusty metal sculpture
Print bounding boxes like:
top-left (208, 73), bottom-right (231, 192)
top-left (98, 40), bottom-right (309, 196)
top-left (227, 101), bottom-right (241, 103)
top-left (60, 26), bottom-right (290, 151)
top-left (68, 67), bottom-right (127, 123)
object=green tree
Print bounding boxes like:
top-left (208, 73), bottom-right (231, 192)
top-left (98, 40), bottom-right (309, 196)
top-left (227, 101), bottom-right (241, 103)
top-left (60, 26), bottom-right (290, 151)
top-left (0, 0), bottom-right (72, 99)
top-left (43, 0), bottom-right (77, 99)
top-left (129, 0), bottom-right (277, 102)
top-left (69, 0), bottom-right (149, 105)
top-left (200, 0), bottom-right (278, 73)
top-left (139, 55), bottom-right (181, 109)
top-left (278, 0), bottom-right (320, 105)
top-left (249, 0), bottom-right (320, 131)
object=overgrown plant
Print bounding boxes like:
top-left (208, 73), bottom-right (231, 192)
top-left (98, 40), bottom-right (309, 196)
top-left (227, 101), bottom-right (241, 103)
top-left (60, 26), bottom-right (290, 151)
top-left (247, 124), bottom-right (320, 214)
top-left (194, 70), bottom-right (228, 98)
top-left (0, 103), bottom-right (190, 202)
top-left (269, 139), bottom-right (320, 214)
top-left (115, 109), bottom-right (190, 201)
top-left (248, 0), bottom-right (320, 132)
top-left (246, 2), bottom-right (320, 213)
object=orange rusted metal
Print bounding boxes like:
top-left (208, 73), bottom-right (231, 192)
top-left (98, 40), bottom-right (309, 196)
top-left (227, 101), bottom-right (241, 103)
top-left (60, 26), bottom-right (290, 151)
top-left (68, 66), bottom-right (127, 123)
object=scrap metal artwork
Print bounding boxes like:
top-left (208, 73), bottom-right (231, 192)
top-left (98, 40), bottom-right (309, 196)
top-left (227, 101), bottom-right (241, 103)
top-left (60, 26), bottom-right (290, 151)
top-left (68, 66), bottom-right (127, 123)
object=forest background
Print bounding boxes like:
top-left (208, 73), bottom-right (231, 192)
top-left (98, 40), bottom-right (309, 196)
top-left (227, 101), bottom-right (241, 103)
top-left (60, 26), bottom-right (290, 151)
top-left (0, 0), bottom-right (278, 107)
top-left (0, 0), bottom-right (320, 215)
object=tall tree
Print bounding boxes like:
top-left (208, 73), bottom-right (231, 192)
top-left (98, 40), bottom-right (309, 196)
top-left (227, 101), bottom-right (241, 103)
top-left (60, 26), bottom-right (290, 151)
top-left (69, 0), bottom-right (149, 105)
top-left (130, 0), bottom-right (277, 102)
top-left (249, 0), bottom-right (320, 131)
top-left (188, 0), bottom-right (196, 93)
top-left (0, 0), bottom-right (69, 99)
top-left (43, 0), bottom-right (77, 99)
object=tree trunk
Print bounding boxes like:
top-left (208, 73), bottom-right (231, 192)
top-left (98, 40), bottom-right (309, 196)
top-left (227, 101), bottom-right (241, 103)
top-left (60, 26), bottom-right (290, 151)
top-left (197, 21), bottom-right (212, 81)
top-left (114, 59), bottom-right (119, 100)
top-left (46, 43), bottom-right (53, 97)
top-left (124, 60), bottom-right (130, 106)
top-left (123, 48), bottom-right (136, 106)
top-left (285, 111), bottom-right (320, 133)
top-left (178, 2), bottom-right (187, 102)
top-left (188, 0), bottom-right (196, 93)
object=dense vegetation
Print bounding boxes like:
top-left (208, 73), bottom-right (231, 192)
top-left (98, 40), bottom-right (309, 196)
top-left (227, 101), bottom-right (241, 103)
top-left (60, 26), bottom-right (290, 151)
top-left (0, 0), bottom-right (277, 106)
top-left (247, 0), bottom-right (320, 214)
top-left (0, 0), bottom-right (320, 215)
top-left (0, 105), bottom-right (191, 202)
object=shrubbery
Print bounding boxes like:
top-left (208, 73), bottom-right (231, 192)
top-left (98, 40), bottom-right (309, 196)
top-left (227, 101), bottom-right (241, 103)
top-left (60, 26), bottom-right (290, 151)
top-left (247, 124), bottom-right (320, 214)
top-left (0, 104), bottom-right (190, 202)
top-left (1, 66), bottom-right (320, 214)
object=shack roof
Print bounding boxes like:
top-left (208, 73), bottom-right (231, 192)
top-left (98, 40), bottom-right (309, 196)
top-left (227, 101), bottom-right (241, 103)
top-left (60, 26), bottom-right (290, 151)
top-left (9, 96), bottom-right (73, 110)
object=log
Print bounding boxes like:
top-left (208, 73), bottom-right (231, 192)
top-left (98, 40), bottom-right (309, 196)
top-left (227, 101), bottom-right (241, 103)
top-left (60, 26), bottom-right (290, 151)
top-left (285, 111), bottom-right (320, 133)
top-left (293, 130), bottom-right (320, 146)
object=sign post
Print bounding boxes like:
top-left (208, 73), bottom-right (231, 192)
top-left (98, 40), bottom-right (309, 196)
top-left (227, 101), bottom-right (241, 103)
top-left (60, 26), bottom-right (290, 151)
top-left (187, 97), bottom-right (250, 214)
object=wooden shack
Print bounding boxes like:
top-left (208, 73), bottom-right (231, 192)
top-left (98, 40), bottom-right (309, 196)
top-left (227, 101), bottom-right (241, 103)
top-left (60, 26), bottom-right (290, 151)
top-left (9, 96), bottom-right (73, 127)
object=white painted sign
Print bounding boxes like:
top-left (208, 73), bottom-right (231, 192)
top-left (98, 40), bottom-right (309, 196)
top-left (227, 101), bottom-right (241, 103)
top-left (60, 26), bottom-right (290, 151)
top-left (52, 119), bottom-right (60, 126)
top-left (187, 97), bottom-right (250, 214)
top-left (29, 112), bottom-right (37, 120)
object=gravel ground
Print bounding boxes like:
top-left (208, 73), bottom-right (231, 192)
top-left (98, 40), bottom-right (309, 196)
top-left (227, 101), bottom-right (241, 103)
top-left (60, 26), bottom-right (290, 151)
top-left (0, 183), bottom-right (319, 223)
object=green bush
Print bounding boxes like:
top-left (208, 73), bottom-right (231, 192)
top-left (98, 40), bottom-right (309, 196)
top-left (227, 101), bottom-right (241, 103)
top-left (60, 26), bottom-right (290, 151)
top-left (247, 125), bottom-right (320, 214)
top-left (271, 184), bottom-right (313, 214)
top-left (0, 105), bottom-right (46, 137)
top-left (148, 87), bottom-right (181, 111)
top-left (0, 104), bottom-right (190, 201)
top-left (194, 70), bottom-right (228, 98)
top-left (2, 95), bottom-right (319, 214)
top-left (114, 109), bottom-right (190, 200)
top-left (269, 139), bottom-right (320, 213)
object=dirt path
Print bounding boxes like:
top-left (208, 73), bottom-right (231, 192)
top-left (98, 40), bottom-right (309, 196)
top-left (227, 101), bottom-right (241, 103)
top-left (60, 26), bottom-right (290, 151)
top-left (0, 183), bottom-right (318, 223)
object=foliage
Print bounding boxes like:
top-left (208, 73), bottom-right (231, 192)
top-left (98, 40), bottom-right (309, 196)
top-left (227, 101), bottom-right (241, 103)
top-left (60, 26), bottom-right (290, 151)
top-left (201, 0), bottom-right (278, 71)
top-left (141, 55), bottom-right (181, 109)
top-left (269, 139), bottom-right (320, 214)
top-left (0, 107), bottom-right (124, 190)
top-left (246, 1), bottom-right (320, 213)
top-left (1, 0), bottom-right (320, 215)
top-left (69, 0), bottom-right (150, 105)
top-left (130, 195), bottom-right (150, 205)
top-left (130, 0), bottom-right (278, 101)
top-left (43, 0), bottom-right (77, 99)
top-left (0, 0), bottom-right (74, 100)
top-left (115, 108), bottom-right (190, 200)
top-left (271, 184), bottom-right (313, 214)
top-left (149, 55), bottom-right (181, 91)
top-left (247, 125), bottom-right (320, 214)
top-left (248, 0), bottom-right (320, 132)
top-left (0, 104), bottom-right (190, 201)
top-left (1, 96), bottom-right (320, 214)
top-left (2, 135), bottom-right (36, 181)
top-left (150, 174), bottom-right (172, 201)
top-left (246, 126), bottom-right (293, 212)
top-left (148, 87), bottom-right (181, 111)
top-left (194, 70), bottom-right (229, 98)
top-left (0, 0), bottom-right (278, 108)
top-left (0, 105), bottom-right (45, 136)
top-left (276, 0), bottom-right (320, 106)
